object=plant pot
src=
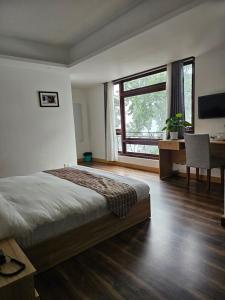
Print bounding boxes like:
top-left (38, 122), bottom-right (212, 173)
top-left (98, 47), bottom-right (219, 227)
top-left (170, 131), bottom-right (178, 140)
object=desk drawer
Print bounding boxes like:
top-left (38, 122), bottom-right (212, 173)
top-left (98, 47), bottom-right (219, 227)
top-left (159, 140), bottom-right (183, 150)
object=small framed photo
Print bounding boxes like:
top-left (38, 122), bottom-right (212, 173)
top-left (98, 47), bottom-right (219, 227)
top-left (39, 91), bottom-right (59, 107)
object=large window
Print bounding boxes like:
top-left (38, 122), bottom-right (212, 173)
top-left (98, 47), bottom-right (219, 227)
top-left (114, 59), bottom-right (194, 159)
top-left (114, 67), bottom-right (167, 159)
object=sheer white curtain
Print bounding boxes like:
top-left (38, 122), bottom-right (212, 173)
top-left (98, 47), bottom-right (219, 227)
top-left (105, 82), bottom-right (118, 161)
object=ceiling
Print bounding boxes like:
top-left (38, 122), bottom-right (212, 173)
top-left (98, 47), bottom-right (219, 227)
top-left (0, 0), bottom-right (204, 64)
top-left (70, 0), bottom-right (225, 87)
top-left (0, 0), bottom-right (141, 46)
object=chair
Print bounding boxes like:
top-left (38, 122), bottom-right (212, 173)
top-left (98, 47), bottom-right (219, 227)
top-left (184, 134), bottom-right (225, 191)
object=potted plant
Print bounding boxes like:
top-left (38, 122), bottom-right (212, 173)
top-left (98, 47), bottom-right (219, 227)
top-left (162, 113), bottom-right (192, 140)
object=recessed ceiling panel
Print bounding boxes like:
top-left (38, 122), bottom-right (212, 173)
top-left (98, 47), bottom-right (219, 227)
top-left (0, 0), bottom-right (141, 46)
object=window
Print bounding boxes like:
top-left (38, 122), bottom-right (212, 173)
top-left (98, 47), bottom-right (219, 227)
top-left (123, 71), bottom-right (167, 91)
top-left (114, 59), bottom-right (194, 159)
top-left (114, 67), bottom-right (167, 159)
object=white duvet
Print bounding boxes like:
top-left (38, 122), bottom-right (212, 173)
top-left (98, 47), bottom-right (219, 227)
top-left (0, 166), bottom-right (150, 243)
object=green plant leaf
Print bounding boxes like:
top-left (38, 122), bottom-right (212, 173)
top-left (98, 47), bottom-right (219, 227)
top-left (176, 113), bottom-right (183, 118)
top-left (162, 112), bottom-right (192, 132)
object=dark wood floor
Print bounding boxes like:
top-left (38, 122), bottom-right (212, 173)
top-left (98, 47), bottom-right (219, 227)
top-left (36, 163), bottom-right (225, 300)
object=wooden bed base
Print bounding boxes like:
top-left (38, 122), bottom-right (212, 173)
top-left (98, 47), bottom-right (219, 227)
top-left (25, 196), bottom-right (150, 272)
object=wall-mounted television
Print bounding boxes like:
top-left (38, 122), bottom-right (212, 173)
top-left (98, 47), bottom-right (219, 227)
top-left (198, 92), bottom-right (225, 119)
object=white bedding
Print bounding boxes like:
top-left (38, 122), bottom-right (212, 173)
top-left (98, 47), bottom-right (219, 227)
top-left (0, 166), bottom-right (150, 247)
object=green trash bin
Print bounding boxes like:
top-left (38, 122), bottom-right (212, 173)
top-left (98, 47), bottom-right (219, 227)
top-left (83, 152), bottom-right (92, 162)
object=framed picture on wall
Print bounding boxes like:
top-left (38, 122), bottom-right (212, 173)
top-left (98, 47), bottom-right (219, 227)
top-left (39, 91), bottom-right (59, 107)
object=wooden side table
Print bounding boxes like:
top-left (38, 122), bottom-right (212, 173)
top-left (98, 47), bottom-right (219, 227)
top-left (0, 238), bottom-right (39, 300)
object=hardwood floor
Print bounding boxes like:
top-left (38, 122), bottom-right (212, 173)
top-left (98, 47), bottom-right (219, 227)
top-left (36, 163), bottom-right (225, 300)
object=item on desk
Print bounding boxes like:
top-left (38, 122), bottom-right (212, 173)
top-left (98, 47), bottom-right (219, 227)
top-left (0, 249), bottom-right (26, 277)
top-left (0, 250), bottom-right (6, 265)
top-left (214, 133), bottom-right (225, 141)
top-left (162, 132), bottom-right (168, 140)
top-left (170, 132), bottom-right (178, 140)
top-left (161, 113), bottom-right (192, 140)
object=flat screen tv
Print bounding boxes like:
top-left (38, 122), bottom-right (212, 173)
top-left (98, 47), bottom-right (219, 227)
top-left (198, 92), bottom-right (225, 119)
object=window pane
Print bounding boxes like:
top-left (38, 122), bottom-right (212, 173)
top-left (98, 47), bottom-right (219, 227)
top-left (127, 144), bottom-right (159, 155)
top-left (184, 64), bottom-right (193, 124)
top-left (124, 71), bottom-right (166, 91)
top-left (124, 90), bottom-right (167, 138)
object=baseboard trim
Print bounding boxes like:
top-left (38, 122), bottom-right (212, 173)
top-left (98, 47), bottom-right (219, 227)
top-left (93, 158), bottom-right (110, 164)
top-left (77, 157), bottom-right (159, 173)
top-left (77, 157), bottom-right (112, 164)
top-left (112, 161), bottom-right (159, 173)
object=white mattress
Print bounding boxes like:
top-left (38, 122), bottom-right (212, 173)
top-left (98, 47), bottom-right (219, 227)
top-left (0, 166), bottom-right (150, 248)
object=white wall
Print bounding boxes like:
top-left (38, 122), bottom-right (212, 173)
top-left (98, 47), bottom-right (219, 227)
top-left (72, 88), bottom-right (90, 159)
top-left (76, 83), bottom-right (159, 167)
top-left (175, 43), bottom-right (225, 177)
top-left (195, 43), bottom-right (225, 134)
top-left (74, 43), bottom-right (225, 174)
top-left (72, 84), bottom-right (106, 160)
top-left (0, 58), bottom-right (76, 177)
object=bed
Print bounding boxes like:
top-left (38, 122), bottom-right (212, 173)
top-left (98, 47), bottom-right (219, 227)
top-left (0, 165), bottom-right (150, 272)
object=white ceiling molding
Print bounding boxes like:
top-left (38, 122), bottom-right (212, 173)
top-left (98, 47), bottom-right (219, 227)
top-left (0, 0), bottom-right (206, 65)
top-left (69, 0), bottom-right (225, 87)
top-left (0, 35), bottom-right (69, 64)
top-left (0, 55), bottom-right (68, 72)
top-left (69, 0), bottom-right (205, 65)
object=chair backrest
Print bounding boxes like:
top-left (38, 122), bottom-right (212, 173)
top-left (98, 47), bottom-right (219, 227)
top-left (184, 134), bottom-right (210, 168)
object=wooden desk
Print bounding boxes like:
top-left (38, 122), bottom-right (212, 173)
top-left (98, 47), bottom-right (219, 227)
top-left (158, 139), bottom-right (225, 226)
top-left (158, 139), bottom-right (225, 179)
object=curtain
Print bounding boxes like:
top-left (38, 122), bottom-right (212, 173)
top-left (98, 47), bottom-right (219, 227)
top-left (104, 82), bottom-right (107, 157)
top-left (170, 60), bottom-right (185, 138)
top-left (104, 82), bottom-right (118, 161)
top-left (166, 63), bottom-right (172, 119)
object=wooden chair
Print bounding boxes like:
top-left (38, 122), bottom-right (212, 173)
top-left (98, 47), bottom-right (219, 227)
top-left (184, 134), bottom-right (225, 191)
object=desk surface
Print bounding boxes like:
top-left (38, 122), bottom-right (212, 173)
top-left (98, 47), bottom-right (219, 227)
top-left (0, 239), bottom-right (36, 289)
top-left (158, 139), bottom-right (225, 151)
top-left (159, 139), bottom-right (225, 145)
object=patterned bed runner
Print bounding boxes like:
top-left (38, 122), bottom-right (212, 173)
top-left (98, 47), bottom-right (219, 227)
top-left (44, 168), bottom-right (137, 218)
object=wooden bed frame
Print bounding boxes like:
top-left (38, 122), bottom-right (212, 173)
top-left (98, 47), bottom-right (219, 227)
top-left (25, 196), bottom-right (150, 272)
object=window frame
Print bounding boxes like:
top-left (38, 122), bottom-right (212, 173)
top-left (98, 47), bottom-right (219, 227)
top-left (114, 58), bottom-right (195, 159)
top-left (115, 66), bottom-right (167, 159)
